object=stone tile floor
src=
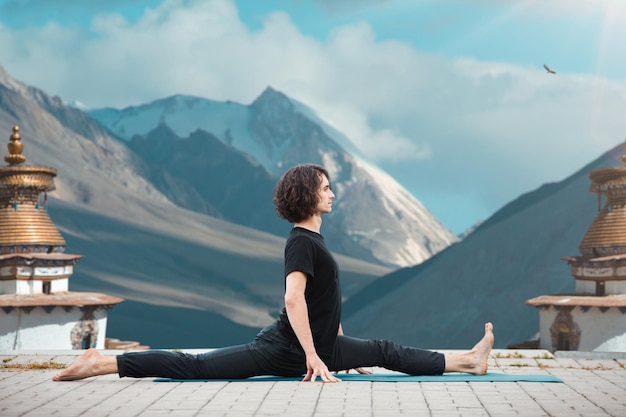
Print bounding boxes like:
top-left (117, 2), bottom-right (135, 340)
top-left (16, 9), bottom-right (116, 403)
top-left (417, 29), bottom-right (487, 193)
top-left (1, 349), bottom-right (625, 417)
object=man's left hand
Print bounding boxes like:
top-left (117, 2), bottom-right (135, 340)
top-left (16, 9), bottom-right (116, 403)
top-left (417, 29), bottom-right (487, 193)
top-left (342, 367), bottom-right (372, 375)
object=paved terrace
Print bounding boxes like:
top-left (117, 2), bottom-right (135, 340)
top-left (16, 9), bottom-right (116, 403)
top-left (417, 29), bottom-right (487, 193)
top-left (1, 349), bottom-right (625, 417)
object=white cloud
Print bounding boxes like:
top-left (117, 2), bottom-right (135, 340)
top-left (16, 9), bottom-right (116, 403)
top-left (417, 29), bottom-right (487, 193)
top-left (314, 100), bottom-right (433, 161)
top-left (1, 0), bottom-right (626, 233)
top-left (541, 0), bottom-right (626, 18)
top-left (459, 0), bottom-right (626, 23)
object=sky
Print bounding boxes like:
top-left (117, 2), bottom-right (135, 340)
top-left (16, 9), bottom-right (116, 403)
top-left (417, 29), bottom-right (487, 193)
top-left (1, 0), bottom-right (625, 234)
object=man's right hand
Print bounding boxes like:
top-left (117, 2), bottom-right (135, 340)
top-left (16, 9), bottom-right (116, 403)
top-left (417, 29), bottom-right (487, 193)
top-left (303, 353), bottom-right (340, 383)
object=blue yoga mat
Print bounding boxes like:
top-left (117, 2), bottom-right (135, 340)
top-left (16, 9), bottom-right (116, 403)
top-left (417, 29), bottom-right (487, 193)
top-left (153, 372), bottom-right (562, 383)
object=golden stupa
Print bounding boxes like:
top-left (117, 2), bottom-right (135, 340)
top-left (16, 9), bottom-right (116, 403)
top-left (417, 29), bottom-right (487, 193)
top-left (0, 125), bottom-right (66, 253)
top-left (526, 140), bottom-right (626, 352)
top-left (578, 142), bottom-right (626, 256)
top-left (0, 125), bottom-right (125, 350)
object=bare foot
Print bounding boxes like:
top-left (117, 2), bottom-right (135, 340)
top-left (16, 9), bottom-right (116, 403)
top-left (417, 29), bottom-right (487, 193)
top-left (444, 322), bottom-right (494, 375)
top-left (52, 348), bottom-right (116, 381)
top-left (466, 322), bottom-right (494, 375)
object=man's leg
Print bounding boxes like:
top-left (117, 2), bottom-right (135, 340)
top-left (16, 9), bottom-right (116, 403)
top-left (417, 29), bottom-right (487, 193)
top-left (329, 322), bottom-right (494, 376)
top-left (443, 322), bottom-right (494, 374)
top-left (52, 348), bottom-right (117, 381)
top-left (329, 336), bottom-right (445, 375)
top-left (53, 343), bottom-right (266, 381)
top-left (117, 343), bottom-right (266, 379)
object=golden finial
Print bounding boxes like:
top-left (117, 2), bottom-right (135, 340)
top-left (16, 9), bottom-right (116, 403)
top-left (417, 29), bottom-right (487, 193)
top-left (5, 125), bottom-right (26, 165)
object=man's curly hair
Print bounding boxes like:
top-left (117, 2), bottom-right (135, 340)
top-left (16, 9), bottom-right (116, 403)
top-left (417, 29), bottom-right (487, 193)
top-left (273, 164), bottom-right (331, 224)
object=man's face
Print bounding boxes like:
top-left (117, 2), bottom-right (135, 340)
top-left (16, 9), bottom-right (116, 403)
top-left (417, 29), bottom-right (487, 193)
top-left (315, 174), bottom-right (335, 215)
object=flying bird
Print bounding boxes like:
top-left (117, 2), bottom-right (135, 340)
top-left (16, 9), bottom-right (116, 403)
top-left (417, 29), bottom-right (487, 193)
top-left (543, 64), bottom-right (556, 74)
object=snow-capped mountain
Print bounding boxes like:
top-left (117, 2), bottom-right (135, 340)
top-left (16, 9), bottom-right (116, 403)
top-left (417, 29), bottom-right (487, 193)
top-left (2, 63), bottom-right (620, 350)
top-left (0, 65), bottom-right (392, 347)
top-left (89, 87), bottom-right (459, 267)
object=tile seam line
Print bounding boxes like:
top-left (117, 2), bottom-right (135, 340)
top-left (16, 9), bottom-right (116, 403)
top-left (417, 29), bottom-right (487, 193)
top-left (468, 381), bottom-right (493, 417)
top-left (419, 381), bottom-right (432, 416)
top-left (192, 381), bottom-right (233, 417)
top-left (76, 377), bottom-right (180, 417)
top-left (313, 380), bottom-right (326, 416)
top-left (247, 381), bottom-right (279, 416)
top-left (581, 369), bottom-right (622, 416)
top-left (80, 378), bottom-right (174, 416)
top-left (0, 369), bottom-right (78, 416)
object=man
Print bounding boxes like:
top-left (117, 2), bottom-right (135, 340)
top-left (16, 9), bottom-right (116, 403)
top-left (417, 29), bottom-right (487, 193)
top-left (53, 164), bottom-right (493, 382)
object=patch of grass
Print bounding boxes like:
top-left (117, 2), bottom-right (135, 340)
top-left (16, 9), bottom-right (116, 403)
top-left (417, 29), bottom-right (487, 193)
top-left (493, 351), bottom-right (554, 360)
top-left (1, 357), bottom-right (66, 370)
top-left (537, 362), bottom-right (554, 369)
top-left (493, 351), bottom-right (526, 359)
top-left (508, 363), bottom-right (530, 368)
top-left (580, 365), bottom-right (613, 371)
top-left (533, 353), bottom-right (554, 360)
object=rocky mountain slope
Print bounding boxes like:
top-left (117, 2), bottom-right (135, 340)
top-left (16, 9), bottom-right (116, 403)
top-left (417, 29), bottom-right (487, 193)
top-left (343, 143), bottom-right (623, 348)
top-left (0, 65), bottom-right (390, 347)
top-left (89, 89), bottom-right (459, 267)
top-left (5, 62), bottom-right (614, 350)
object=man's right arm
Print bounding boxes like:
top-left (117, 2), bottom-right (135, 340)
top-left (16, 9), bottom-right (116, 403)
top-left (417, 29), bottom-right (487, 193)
top-left (284, 271), bottom-right (340, 383)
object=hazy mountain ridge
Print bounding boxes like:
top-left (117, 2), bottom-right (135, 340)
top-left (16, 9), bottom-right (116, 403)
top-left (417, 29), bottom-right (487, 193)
top-left (5, 62), bottom-right (614, 350)
top-left (89, 87), bottom-right (459, 267)
top-left (0, 66), bottom-right (391, 347)
top-left (343, 143), bottom-right (623, 348)
top-left (128, 123), bottom-right (287, 235)
top-left (0, 66), bottom-right (171, 212)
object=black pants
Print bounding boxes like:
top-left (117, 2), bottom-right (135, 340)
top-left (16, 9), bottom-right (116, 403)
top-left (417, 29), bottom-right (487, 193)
top-left (117, 322), bottom-right (445, 379)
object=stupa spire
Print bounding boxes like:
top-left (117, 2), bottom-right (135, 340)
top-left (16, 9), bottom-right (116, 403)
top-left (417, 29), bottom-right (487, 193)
top-left (5, 125), bottom-right (26, 165)
top-left (0, 125), bottom-right (65, 253)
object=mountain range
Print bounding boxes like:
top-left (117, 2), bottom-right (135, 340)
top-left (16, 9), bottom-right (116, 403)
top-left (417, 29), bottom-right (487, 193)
top-left (0, 66), bottom-right (390, 348)
top-left (343, 146), bottom-right (621, 348)
top-left (88, 89), bottom-right (459, 268)
top-left (1, 64), bottom-right (621, 349)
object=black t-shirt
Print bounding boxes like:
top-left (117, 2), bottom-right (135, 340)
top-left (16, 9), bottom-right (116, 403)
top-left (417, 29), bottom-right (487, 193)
top-left (277, 227), bottom-right (341, 362)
